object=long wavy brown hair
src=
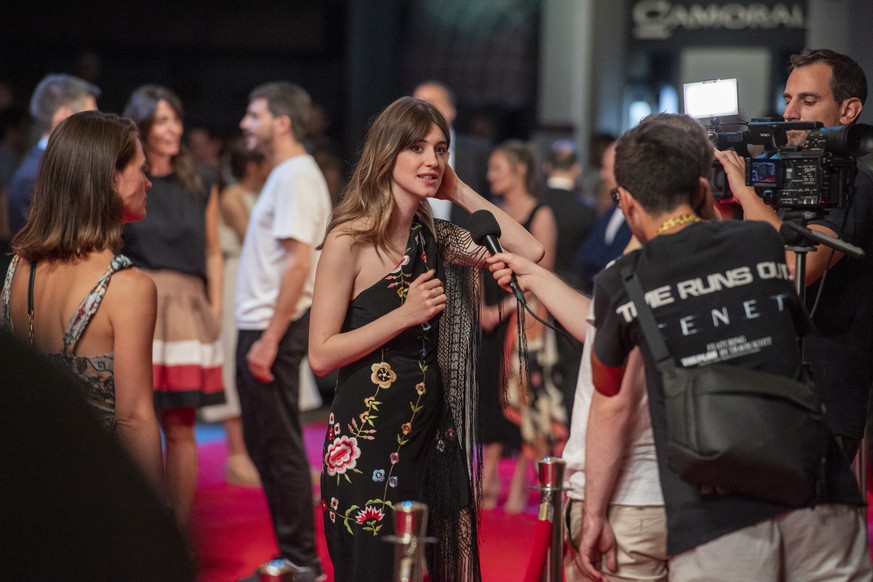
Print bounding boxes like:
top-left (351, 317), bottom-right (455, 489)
top-left (123, 84), bottom-right (204, 195)
top-left (326, 97), bottom-right (450, 258)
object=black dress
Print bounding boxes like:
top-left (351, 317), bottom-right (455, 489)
top-left (321, 219), bottom-right (482, 582)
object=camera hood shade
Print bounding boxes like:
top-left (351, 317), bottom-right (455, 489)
top-left (817, 124), bottom-right (873, 157)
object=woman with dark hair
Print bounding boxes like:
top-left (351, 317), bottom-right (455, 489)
top-left (2, 110), bottom-right (164, 494)
top-left (309, 96), bottom-right (543, 581)
top-left (122, 85), bottom-right (224, 529)
top-left (200, 140), bottom-right (269, 487)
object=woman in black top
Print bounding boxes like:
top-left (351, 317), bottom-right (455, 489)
top-left (122, 85), bottom-right (224, 530)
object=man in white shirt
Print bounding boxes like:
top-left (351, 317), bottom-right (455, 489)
top-left (563, 304), bottom-right (667, 581)
top-left (236, 82), bottom-right (332, 581)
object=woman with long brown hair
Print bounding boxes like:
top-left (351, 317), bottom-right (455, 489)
top-left (309, 96), bottom-right (543, 581)
top-left (122, 85), bottom-right (224, 529)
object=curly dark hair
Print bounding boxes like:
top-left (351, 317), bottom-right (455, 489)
top-left (614, 113), bottom-right (712, 215)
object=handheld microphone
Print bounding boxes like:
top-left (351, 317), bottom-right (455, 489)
top-left (469, 209), bottom-right (526, 305)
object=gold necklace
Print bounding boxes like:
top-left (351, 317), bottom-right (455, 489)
top-left (656, 213), bottom-right (701, 234)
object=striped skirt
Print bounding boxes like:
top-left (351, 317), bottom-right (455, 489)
top-left (146, 269), bottom-right (225, 409)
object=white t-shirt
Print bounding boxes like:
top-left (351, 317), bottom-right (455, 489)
top-left (563, 300), bottom-right (663, 505)
top-left (234, 155), bottom-right (331, 330)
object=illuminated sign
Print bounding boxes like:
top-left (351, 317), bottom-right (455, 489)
top-left (632, 1), bottom-right (805, 41)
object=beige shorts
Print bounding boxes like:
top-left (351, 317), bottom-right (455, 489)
top-left (669, 504), bottom-right (872, 582)
top-left (565, 499), bottom-right (668, 582)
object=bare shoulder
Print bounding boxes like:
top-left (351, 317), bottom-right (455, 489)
top-left (220, 183), bottom-right (245, 206)
top-left (531, 204), bottom-right (558, 245)
top-left (104, 267), bottom-right (157, 307)
top-left (318, 227), bottom-right (371, 291)
top-left (322, 225), bottom-right (363, 259)
top-left (534, 203), bottom-right (557, 226)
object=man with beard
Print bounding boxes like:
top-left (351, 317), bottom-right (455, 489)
top-left (716, 49), bottom-right (872, 462)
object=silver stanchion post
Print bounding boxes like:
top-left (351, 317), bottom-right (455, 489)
top-left (256, 560), bottom-right (295, 581)
top-left (384, 500), bottom-right (436, 582)
top-left (534, 457), bottom-right (566, 582)
top-left (255, 559), bottom-right (319, 582)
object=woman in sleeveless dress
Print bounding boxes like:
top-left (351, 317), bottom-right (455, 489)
top-left (308, 97), bottom-right (544, 582)
top-left (122, 85), bottom-right (224, 528)
top-left (484, 140), bottom-right (563, 514)
top-left (200, 142), bottom-right (269, 486)
top-left (1, 110), bottom-right (164, 496)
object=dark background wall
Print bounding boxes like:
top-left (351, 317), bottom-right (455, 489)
top-left (2, 0), bottom-right (870, 163)
top-left (0, 0), bottom-right (539, 162)
top-left (0, 1), bottom-right (347, 147)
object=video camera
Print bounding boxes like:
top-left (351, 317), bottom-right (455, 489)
top-left (684, 79), bottom-right (873, 210)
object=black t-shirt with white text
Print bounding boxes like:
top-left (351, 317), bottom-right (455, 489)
top-left (593, 220), bottom-right (862, 556)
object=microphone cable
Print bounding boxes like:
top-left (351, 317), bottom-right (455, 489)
top-left (515, 292), bottom-right (578, 345)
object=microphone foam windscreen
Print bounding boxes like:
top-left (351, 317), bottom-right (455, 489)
top-left (468, 209), bottom-right (502, 247)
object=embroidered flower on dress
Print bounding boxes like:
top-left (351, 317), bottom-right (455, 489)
top-left (329, 511), bottom-right (336, 523)
top-left (390, 452), bottom-right (399, 465)
top-left (415, 382), bottom-right (426, 395)
top-left (330, 497), bottom-right (339, 510)
top-left (325, 435), bottom-right (362, 476)
top-left (389, 476), bottom-right (398, 488)
top-left (401, 422), bottom-right (412, 435)
top-left (370, 362), bottom-right (397, 388)
top-left (355, 505), bottom-right (385, 525)
top-left (372, 469), bottom-right (386, 482)
top-left (329, 412), bottom-right (335, 425)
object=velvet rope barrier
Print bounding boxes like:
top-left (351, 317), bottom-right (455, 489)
top-left (523, 457), bottom-right (566, 582)
top-left (523, 518), bottom-right (555, 582)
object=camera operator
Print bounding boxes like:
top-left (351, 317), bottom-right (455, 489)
top-left (489, 113), bottom-right (870, 580)
top-left (715, 49), bottom-right (873, 462)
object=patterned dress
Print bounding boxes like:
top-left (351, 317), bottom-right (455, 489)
top-left (321, 219), bottom-right (481, 582)
top-left (2, 254), bottom-right (133, 433)
top-left (504, 204), bottom-right (568, 455)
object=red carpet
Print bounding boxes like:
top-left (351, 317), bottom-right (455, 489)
top-left (190, 422), bottom-right (542, 582)
top-left (191, 421), bottom-right (873, 580)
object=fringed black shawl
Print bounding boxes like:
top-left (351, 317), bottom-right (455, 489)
top-left (422, 219), bottom-right (528, 582)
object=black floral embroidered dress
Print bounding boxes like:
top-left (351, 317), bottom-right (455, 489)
top-left (321, 220), bottom-right (445, 581)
